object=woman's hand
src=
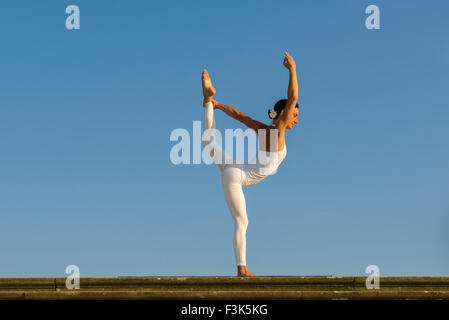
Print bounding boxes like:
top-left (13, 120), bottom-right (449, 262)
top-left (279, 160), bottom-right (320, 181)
top-left (283, 51), bottom-right (296, 71)
top-left (211, 99), bottom-right (221, 110)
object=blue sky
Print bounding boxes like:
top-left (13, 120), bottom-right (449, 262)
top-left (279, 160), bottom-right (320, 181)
top-left (0, 0), bottom-right (448, 277)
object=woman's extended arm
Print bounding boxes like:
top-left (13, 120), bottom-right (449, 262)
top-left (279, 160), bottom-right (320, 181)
top-left (212, 99), bottom-right (266, 132)
top-left (277, 52), bottom-right (299, 130)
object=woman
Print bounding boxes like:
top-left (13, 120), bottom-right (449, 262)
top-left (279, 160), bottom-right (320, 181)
top-left (201, 52), bottom-right (299, 277)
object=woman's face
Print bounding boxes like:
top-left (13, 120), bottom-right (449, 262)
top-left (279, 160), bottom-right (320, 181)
top-left (286, 108), bottom-right (299, 130)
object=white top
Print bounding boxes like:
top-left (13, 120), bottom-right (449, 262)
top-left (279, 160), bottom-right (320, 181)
top-left (242, 144), bottom-right (287, 186)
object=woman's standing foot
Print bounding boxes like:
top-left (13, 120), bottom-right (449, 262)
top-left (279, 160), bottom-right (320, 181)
top-left (237, 265), bottom-right (258, 277)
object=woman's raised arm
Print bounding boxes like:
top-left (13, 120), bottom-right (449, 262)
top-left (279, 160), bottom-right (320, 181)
top-left (277, 52), bottom-right (299, 130)
top-left (284, 52), bottom-right (298, 102)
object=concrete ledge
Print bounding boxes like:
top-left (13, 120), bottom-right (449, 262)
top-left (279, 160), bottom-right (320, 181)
top-left (0, 277), bottom-right (448, 300)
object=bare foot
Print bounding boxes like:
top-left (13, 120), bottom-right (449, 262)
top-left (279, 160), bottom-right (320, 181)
top-left (202, 69), bottom-right (216, 99)
top-left (237, 266), bottom-right (258, 277)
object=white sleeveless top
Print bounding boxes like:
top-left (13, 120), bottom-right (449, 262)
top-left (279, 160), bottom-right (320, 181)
top-left (241, 144), bottom-right (287, 186)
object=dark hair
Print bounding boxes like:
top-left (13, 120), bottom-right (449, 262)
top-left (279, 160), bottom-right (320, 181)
top-left (267, 99), bottom-right (299, 120)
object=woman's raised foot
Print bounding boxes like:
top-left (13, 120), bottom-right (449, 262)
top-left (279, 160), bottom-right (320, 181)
top-left (202, 69), bottom-right (216, 98)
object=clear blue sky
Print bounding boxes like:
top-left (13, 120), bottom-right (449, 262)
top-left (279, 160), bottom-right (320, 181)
top-left (0, 0), bottom-right (448, 277)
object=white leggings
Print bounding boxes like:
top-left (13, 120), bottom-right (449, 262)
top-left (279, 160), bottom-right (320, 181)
top-left (202, 102), bottom-right (249, 266)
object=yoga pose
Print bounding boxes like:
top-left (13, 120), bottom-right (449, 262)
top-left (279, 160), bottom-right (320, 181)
top-left (202, 52), bottom-right (299, 277)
